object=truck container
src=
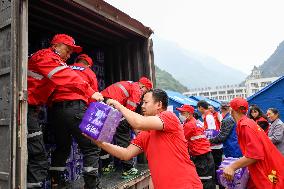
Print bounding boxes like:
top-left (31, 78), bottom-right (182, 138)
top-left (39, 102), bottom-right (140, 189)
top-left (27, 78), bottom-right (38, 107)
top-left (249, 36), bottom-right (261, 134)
top-left (0, 0), bottom-right (154, 188)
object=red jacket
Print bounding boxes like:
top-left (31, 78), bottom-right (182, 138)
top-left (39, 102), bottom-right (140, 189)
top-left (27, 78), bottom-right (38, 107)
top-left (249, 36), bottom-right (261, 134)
top-left (183, 119), bottom-right (211, 156)
top-left (101, 81), bottom-right (142, 111)
top-left (28, 48), bottom-right (95, 105)
top-left (50, 62), bottom-right (99, 103)
top-left (255, 117), bottom-right (270, 135)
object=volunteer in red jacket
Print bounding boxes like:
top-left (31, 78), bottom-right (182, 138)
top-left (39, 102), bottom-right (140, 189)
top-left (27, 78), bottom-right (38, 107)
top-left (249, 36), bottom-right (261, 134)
top-left (177, 105), bottom-right (215, 189)
top-left (223, 97), bottom-right (284, 189)
top-left (85, 89), bottom-right (203, 189)
top-left (101, 77), bottom-right (152, 111)
top-left (27, 34), bottom-right (101, 188)
top-left (71, 53), bottom-right (99, 93)
top-left (100, 77), bottom-right (153, 178)
top-left (49, 54), bottom-right (103, 188)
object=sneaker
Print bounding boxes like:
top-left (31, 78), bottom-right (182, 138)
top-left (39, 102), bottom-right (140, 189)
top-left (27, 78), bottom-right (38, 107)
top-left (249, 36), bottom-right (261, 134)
top-left (102, 164), bottom-right (116, 175)
top-left (121, 168), bottom-right (139, 179)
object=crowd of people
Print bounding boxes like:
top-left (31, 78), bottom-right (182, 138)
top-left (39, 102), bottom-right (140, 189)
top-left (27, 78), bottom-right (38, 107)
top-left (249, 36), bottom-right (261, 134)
top-left (27, 33), bottom-right (152, 189)
top-left (27, 33), bottom-right (284, 189)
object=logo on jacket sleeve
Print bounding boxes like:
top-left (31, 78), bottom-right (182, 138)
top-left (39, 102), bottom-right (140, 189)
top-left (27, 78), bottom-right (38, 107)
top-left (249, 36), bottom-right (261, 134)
top-left (70, 65), bottom-right (85, 71)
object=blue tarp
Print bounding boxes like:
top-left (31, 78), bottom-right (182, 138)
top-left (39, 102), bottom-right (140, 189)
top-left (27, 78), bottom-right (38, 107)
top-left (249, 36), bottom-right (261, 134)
top-left (166, 90), bottom-right (199, 116)
top-left (189, 96), bottom-right (221, 109)
top-left (247, 76), bottom-right (284, 119)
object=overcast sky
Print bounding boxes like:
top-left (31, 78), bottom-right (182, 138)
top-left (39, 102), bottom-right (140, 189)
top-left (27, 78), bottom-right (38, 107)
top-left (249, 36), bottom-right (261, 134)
top-left (106, 0), bottom-right (284, 74)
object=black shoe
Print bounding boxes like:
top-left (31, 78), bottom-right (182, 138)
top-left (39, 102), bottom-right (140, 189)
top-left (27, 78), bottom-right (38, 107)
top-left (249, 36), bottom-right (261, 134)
top-left (83, 173), bottom-right (102, 189)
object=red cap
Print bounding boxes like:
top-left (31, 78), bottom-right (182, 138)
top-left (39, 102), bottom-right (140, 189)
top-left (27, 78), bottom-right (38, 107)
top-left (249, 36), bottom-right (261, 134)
top-left (230, 97), bottom-right (249, 113)
top-left (51, 34), bottom-right (82, 53)
top-left (139, 77), bottom-right (153, 90)
top-left (76, 54), bottom-right (93, 67)
top-left (176, 104), bottom-right (195, 114)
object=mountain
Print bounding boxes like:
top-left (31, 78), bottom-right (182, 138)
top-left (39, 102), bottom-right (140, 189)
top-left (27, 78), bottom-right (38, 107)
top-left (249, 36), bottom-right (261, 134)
top-left (155, 65), bottom-right (188, 93)
top-left (259, 41), bottom-right (284, 77)
top-left (153, 37), bottom-right (247, 89)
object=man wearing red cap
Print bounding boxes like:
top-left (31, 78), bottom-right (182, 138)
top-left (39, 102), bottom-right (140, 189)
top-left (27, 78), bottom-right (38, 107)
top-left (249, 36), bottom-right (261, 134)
top-left (223, 97), bottom-right (284, 189)
top-left (71, 54), bottom-right (99, 92)
top-left (27, 34), bottom-right (103, 188)
top-left (177, 105), bottom-right (215, 189)
top-left (85, 89), bottom-right (203, 189)
top-left (100, 77), bottom-right (153, 178)
top-left (101, 77), bottom-right (152, 111)
top-left (48, 53), bottom-right (103, 188)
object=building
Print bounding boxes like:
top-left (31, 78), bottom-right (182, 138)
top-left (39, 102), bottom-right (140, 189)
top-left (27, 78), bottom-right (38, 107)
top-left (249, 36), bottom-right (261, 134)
top-left (247, 75), bottom-right (284, 118)
top-left (184, 66), bottom-right (279, 102)
top-left (183, 84), bottom-right (247, 102)
top-left (245, 66), bottom-right (279, 96)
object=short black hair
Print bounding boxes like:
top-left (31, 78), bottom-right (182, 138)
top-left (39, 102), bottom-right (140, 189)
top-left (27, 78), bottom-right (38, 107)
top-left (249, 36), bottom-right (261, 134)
top-left (197, 100), bottom-right (209, 109)
top-left (268, 108), bottom-right (280, 118)
top-left (147, 89), bottom-right (168, 110)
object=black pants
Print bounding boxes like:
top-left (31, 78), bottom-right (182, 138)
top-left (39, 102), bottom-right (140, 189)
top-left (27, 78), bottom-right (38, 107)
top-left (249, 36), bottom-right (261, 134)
top-left (27, 106), bottom-right (49, 188)
top-left (113, 119), bottom-right (134, 171)
top-left (49, 100), bottom-right (101, 189)
top-left (211, 148), bottom-right (224, 189)
top-left (191, 152), bottom-right (216, 189)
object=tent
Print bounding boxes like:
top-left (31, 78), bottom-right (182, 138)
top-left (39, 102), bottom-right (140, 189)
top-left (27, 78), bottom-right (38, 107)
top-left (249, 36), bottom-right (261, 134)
top-left (188, 96), bottom-right (221, 109)
top-left (247, 76), bottom-right (284, 119)
top-left (166, 90), bottom-right (199, 116)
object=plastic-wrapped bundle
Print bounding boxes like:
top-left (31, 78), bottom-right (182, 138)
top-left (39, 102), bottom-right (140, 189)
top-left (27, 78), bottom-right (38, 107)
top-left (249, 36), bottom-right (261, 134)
top-left (216, 157), bottom-right (250, 189)
top-left (204, 129), bottom-right (220, 139)
top-left (80, 102), bottom-right (122, 143)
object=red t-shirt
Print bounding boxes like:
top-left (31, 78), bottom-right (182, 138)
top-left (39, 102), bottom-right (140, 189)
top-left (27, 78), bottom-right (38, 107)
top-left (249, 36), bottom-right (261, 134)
top-left (183, 120), bottom-right (211, 156)
top-left (131, 111), bottom-right (202, 189)
top-left (237, 116), bottom-right (284, 189)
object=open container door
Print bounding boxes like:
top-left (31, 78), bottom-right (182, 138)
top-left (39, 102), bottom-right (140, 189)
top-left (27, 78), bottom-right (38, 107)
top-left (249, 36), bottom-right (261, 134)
top-left (28, 0), bottom-right (154, 89)
top-left (0, 0), bottom-right (28, 188)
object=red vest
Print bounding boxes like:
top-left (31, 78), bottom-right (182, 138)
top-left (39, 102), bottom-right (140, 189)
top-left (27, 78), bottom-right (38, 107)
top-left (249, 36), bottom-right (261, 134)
top-left (213, 112), bottom-right (221, 130)
top-left (183, 119), bottom-right (211, 156)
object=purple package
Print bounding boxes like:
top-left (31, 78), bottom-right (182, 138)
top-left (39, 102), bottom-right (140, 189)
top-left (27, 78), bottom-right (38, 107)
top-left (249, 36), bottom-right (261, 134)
top-left (79, 102), bottom-right (122, 142)
top-left (204, 129), bottom-right (220, 139)
top-left (217, 157), bottom-right (250, 189)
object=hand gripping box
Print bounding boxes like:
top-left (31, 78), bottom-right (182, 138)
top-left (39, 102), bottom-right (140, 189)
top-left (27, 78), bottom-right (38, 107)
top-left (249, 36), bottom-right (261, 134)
top-left (79, 102), bottom-right (122, 143)
top-left (216, 157), bottom-right (250, 189)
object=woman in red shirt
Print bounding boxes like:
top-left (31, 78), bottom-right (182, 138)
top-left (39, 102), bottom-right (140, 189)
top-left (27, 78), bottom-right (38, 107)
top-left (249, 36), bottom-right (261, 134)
top-left (223, 97), bottom-right (284, 189)
top-left (248, 104), bottom-right (269, 134)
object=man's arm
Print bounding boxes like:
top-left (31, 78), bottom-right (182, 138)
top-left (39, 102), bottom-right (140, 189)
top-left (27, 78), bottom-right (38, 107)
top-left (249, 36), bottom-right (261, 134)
top-left (107, 99), bottom-right (163, 131)
top-left (84, 134), bottom-right (142, 161)
top-left (210, 118), bottom-right (234, 144)
top-left (223, 156), bottom-right (257, 180)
